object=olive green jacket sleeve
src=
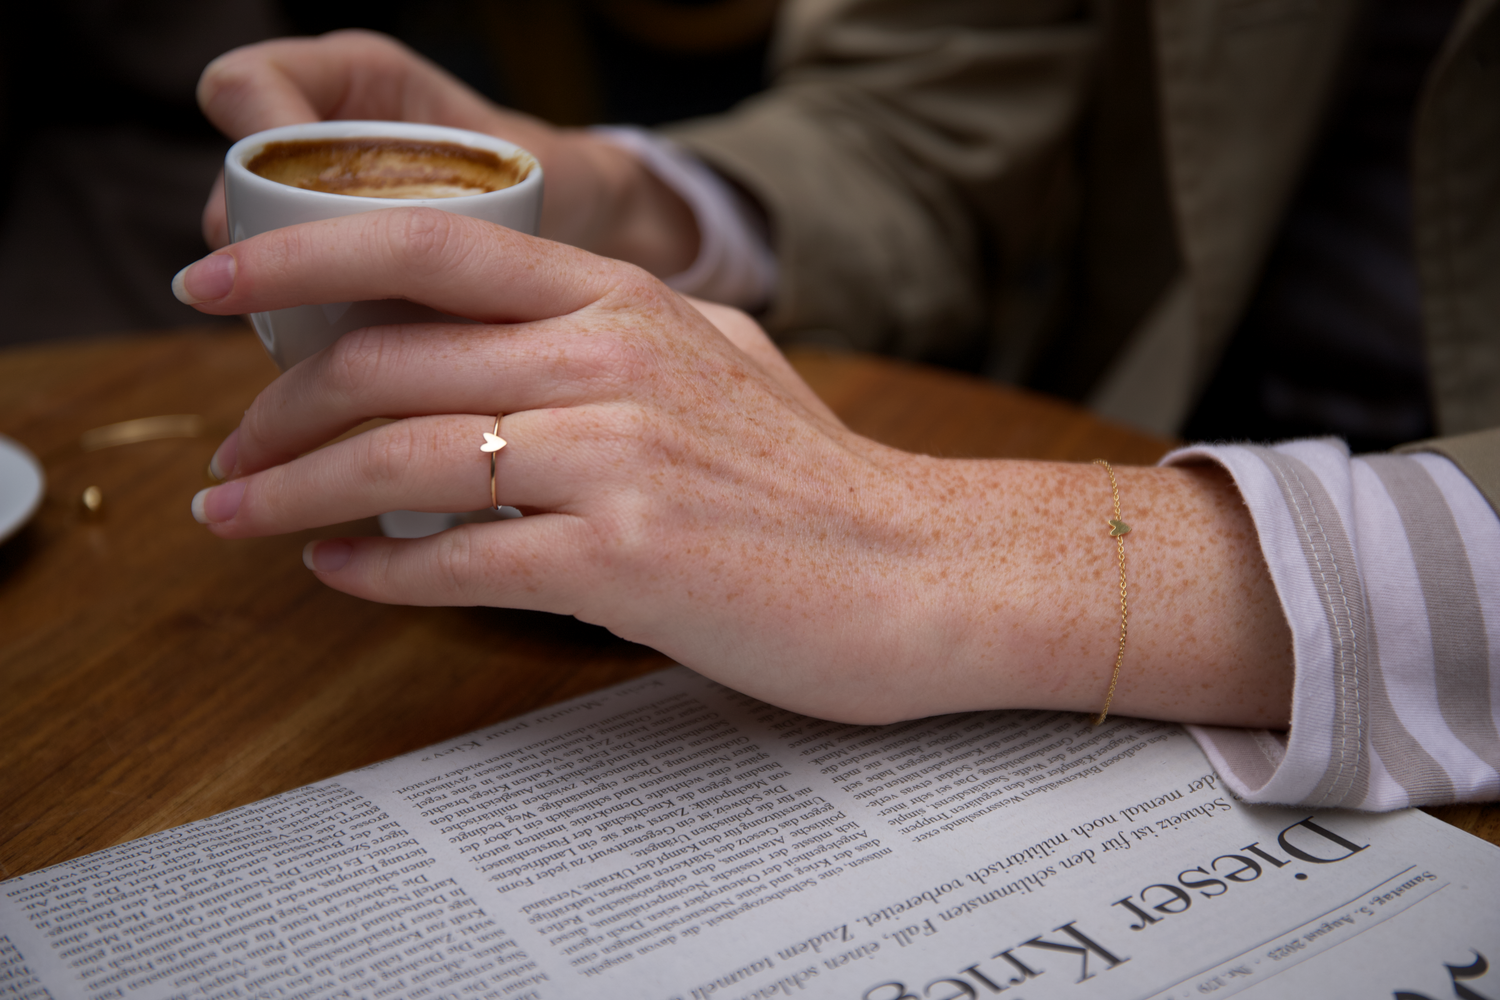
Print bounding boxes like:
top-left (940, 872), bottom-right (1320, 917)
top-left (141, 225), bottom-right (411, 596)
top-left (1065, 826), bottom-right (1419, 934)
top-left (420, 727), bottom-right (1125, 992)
top-left (1398, 427), bottom-right (1500, 519)
top-left (667, 0), bottom-right (1500, 437)
top-left (663, 0), bottom-right (1097, 367)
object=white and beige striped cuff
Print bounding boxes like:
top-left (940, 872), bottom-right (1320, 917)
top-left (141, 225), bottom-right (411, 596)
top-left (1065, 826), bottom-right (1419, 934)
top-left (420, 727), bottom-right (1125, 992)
top-left (1163, 439), bottom-right (1500, 811)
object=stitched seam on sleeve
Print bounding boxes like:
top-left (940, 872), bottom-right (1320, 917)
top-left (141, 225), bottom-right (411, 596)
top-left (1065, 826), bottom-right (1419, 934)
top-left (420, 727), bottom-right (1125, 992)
top-left (1267, 457), bottom-right (1363, 806)
top-left (1250, 730), bottom-right (1287, 768)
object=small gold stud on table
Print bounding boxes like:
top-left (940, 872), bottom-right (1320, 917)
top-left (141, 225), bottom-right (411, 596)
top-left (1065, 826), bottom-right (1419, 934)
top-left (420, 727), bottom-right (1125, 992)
top-left (80, 486), bottom-right (104, 518)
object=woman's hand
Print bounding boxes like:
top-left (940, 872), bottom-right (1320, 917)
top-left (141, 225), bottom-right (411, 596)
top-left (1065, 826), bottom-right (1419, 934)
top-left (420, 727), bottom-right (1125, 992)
top-left (196, 30), bottom-right (698, 274)
top-left (173, 208), bottom-right (1293, 727)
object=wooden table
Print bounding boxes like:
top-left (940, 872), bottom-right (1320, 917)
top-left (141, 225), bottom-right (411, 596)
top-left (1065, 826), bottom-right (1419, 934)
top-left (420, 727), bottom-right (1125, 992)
top-left (1, 326), bottom-right (1493, 881)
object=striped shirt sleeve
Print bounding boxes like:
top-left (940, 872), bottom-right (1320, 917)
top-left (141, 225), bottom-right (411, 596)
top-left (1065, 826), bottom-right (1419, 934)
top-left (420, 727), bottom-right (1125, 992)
top-left (1160, 438), bottom-right (1500, 810)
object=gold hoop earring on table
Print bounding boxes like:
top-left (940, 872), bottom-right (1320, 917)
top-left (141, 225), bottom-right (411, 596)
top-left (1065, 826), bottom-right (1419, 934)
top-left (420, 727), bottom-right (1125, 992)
top-left (479, 415), bottom-right (507, 512)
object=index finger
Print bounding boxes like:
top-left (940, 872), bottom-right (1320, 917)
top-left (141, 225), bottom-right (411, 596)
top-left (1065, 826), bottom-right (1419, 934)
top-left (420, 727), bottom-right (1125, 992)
top-left (197, 30), bottom-right (502, 141)
top-left (173, 208), bottom-right (620, 324)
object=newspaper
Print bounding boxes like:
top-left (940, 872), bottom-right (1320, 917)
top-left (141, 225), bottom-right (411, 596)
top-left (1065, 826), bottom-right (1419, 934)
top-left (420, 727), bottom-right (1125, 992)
top-left (2, 667), bottom-right (1496, 999)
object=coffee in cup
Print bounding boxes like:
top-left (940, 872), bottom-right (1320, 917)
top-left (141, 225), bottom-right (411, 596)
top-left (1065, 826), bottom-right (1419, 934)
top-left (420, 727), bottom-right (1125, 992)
top-left (246, 138), bottom-right (531, 200)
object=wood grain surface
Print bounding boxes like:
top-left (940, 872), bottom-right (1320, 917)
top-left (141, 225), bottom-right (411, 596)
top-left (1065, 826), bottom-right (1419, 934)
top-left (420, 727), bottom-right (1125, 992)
top-left (0, 326), bottom-right (1492, 882)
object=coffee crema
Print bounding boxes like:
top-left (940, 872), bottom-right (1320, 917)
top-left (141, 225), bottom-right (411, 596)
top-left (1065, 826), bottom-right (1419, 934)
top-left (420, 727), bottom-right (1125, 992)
top-left (246, 138), bottom-right (528, 199)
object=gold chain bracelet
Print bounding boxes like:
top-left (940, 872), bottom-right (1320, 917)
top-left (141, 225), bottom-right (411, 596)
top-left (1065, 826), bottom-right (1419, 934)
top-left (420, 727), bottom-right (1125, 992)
top-left (1093, 460), bottom-right (1131, 726)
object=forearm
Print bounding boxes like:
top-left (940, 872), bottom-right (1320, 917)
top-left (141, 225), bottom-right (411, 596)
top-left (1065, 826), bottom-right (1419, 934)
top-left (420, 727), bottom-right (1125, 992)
top-left (821, 451), bottom-right (1294, 728)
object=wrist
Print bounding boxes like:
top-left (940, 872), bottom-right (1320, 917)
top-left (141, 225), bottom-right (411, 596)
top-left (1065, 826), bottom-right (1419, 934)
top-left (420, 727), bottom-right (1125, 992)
top-left (809, 451), bottom-right (1084, 723)
top-left (887, 458), bottom-right (1117, 718)
top-left (542, 131), bottom-right (700, 276)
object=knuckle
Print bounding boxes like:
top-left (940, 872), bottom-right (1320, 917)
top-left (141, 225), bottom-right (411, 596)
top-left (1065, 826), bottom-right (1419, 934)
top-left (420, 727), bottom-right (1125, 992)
top-left (327, 27), bottom-right (391, 48)
top-left (595, 491), bottom-right (660, 563)
top-left (385, 207), bottom-right (472, 279)
top-left (600, 406), bottom-right (659, 463)
top-left (357, 420), bottom-right (422, 490)
top-left (235, 403), bottom-right (274, 465)
top-left (249, 223), bottom-right (309, 290)
top-left (322, 327), bottom-right (395, 400)
top-left (433, 530), bottom-right (475, 597)
top-left (613, 267), bottom-right (674, 314)
top-left (556, 403), bottom-right (649, 470)
top-left (197, 51), bottom-right (251, 104)
top-left (562, 409), bottom-right (668, 563)
top-left (576, 332), bottom-right (652, 390)
top-left (574, 271), bottom-right (680, 387)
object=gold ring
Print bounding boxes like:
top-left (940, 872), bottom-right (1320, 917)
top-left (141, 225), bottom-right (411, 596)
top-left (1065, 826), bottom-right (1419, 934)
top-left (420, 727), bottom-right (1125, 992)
top-left (479, 415), bottom-right (507, 511)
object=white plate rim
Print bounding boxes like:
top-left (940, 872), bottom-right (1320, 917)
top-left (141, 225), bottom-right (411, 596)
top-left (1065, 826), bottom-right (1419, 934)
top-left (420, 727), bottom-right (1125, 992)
top-left (0, 432), bottom-right (45, 545)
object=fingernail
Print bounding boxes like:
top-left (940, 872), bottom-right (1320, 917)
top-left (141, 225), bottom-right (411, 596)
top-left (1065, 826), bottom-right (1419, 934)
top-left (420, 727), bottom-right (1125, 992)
top-left (303, 539), bottom-right (352, 573)
top-left (209, 428), bottom-right (239, 481)
top-left (172, 253), bottom-right (236, 304)
top-left (190, 478), bottom-right (246, 524)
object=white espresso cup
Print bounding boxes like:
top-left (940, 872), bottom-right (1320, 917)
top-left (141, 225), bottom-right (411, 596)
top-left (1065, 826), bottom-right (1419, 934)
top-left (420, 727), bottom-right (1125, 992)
top-left (223, 120), bottom-right (544, 371)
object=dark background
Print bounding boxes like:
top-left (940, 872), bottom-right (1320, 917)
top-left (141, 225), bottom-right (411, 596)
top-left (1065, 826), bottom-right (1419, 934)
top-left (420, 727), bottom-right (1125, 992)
top-left (0, 0), bottom-right (775, 345)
